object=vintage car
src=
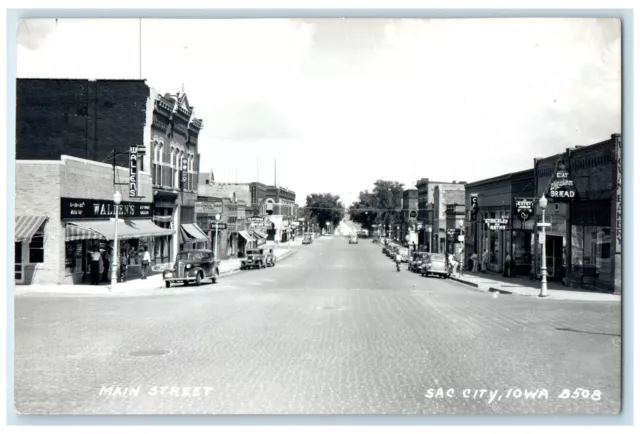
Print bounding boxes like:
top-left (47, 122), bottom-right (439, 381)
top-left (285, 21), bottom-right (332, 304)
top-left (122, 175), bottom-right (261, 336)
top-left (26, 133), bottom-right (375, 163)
top-left (302, 235), bottom-right (313, 245)
top-left (348, 235), bottom-right (358, 244)
top-left (163, 249), bottom-right (220, 288)
top-left (409, 252), bottom-right (430, 272)
top-left (241, 249), bottom-right (267, 270)
top-left (421, 253), bottom-right (450, 278)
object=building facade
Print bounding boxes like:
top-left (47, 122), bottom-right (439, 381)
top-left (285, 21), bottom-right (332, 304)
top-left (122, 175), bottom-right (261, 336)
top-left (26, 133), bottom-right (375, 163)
top-left (400, 189), bottom-right (419, 248)
top-left (15, 156), bottom-right (174, 285)
top-left (464, 169), bottom-right (535, 274)
top-left (150, 90), bottom-right (207, 266)
top-left (532, 134), bottom-right (621, 294)
top-left (415, 179), bottom-right (466, 252)
top-left (433, 187), bottom-right (466, 254)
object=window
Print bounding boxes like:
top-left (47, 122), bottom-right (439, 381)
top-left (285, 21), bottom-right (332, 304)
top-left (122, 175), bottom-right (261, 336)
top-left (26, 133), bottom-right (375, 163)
top-left (29, 233), bottom-right (45, 263)
top-left (571, 225), bottom-right (612, 281)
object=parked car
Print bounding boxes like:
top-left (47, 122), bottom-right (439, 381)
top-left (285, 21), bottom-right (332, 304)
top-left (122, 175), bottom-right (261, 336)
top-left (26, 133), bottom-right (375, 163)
top-left (349, 235), bottom-right (358, 244)
top-left (409, 252), bottom-right (429, 272)
top-left (398, 247), bottom-right (409, 262)
top-left (302, 235), bottom-right (312, 245)
top-left (163, 249), bottom-right (220, 288)
top-left (241, 249), bottom-right (267, 270)
top-left (421, 253), bottom-right (450, 278)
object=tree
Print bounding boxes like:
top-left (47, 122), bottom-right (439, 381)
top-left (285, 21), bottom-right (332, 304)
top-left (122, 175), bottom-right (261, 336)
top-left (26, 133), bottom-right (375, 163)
top-left (349, 180), bottom-right (404, 232)
top-left (304, 193), bottom-right (345, 232)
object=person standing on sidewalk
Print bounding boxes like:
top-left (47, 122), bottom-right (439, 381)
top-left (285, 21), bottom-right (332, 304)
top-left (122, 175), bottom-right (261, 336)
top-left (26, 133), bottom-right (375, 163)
top-left (470, 252), bottom-right (479, 272)
top-left (90, 247), bottom-right (101, 285)
top-left (141, 246), bottom-right (151, 279)
top-left (504, 253), bottom-right (512, 277)
top-left (481, 250), bottom-right (489, 273)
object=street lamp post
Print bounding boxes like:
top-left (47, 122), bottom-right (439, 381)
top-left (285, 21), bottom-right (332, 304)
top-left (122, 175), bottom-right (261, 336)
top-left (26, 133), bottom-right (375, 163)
top-left (539, 194), bottom-right (549, 298)
top-left (213, 213), bottom-right (221, 261)
top-left (427, 227), bottom-right (432, 253)
top-left (458, 219), bottom-right (465, 274)
top-left (110, 190), bottom-right (122, 290)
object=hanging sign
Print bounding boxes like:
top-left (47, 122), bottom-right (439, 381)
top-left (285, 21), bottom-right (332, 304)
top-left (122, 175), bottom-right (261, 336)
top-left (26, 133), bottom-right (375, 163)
top-left (548, 164), bottom-right (578, 201)
top-left (129, 146), bottom-right (138, 198)
top-left (515, 198), bottom-right (534, 222)
top-left (485, 218), bottom-right (509, 230)
top-left (470, 195), bottom-right (479, 221)
top-left (181, 158), bottom-right (188, 188)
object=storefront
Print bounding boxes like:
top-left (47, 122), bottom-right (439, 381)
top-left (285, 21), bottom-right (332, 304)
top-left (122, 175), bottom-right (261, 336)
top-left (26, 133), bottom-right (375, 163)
top-left (14, 216), bottom-right (49, 284)
top-left (533, 134), bottom-right (621, 293)
top-left (152, 192), bottom-right (177, 267)
top-left (62, 197), bottom-right (175, 284)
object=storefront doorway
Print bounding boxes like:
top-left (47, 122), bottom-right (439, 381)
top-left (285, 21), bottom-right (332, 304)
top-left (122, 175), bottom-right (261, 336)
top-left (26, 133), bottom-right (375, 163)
top-left (539, 235), bottom-right (564, 280)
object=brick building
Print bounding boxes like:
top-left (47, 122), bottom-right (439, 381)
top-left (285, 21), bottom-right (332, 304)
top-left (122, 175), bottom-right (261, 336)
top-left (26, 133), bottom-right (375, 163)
top-left (16, 79), bottom-right (150, 169)
top-left (464, 169), bottom-right (535, 275)
top-left (15, 156), bottom-right (173, 285)
top-left (150, 90), bottom-right (207, 265)
top-left (432, 186), bottom-right (466, 253)
top-left (532, 134), bottom-right (622, 294)
top-left (15, 79), bottom-right (208, 269)
top-left (415, 179), bottom-right (465, 251)
top-left (400, 189), bottom-right (418, 247)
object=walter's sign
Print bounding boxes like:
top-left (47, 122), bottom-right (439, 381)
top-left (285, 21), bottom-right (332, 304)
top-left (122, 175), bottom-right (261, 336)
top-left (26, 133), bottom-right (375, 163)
top-left (61, 198), bottom-right (153, 220)
top-left (485, 218), bottom-right (509, 230)
top-left (515, 198), bottom-right (534, 222)
top-left (549, 166), bottom-right (577, 201)
top-left (129, 146), bottom-right (138, 197)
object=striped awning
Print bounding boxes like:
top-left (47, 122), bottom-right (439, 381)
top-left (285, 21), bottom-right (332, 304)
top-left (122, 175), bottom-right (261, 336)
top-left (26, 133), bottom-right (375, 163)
top-left (66, 224), bottom-right (105, 241)
top-left (181, 223), bottom-right (209, 243)
top-left (238, 231), bottom-right (256, 242)
top-left (15, 216), bottom-right (48, 242)
top-left (66, 219), bottom-right (175, 241)
top-left (253, 230), bottom-right (268, 239)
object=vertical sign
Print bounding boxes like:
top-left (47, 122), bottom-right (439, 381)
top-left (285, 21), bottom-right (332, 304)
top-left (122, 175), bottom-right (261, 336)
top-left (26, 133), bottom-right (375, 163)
top-left (515, 198), bottom-right (534, 222)
top-left (615, 135), bottom-right (622, 250)
top-left (469, 195), bottom-right (478, 221)
top-left (129, 146), bottom-right (138, 198)
top-left (181, 158), bottom-right (188, 190)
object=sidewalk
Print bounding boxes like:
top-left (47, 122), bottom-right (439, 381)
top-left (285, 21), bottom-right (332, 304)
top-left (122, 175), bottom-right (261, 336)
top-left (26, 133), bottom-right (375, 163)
top-left (449, 270), bottom-right (620, 302)
top-left (14, 259), bottom-right (244, 298)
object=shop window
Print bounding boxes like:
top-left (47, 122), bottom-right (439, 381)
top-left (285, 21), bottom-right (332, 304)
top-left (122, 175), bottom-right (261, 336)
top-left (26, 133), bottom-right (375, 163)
top-left (571, 225), bottom-right (612, 279)
top-left (29, 233), bottom-right (45, 263)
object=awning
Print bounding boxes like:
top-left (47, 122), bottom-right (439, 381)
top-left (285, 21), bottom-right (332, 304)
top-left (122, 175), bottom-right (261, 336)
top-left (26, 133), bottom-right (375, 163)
top-left (181, 223), bottom-right (209, 243)
top-left (15, 216), bottom-right (48, 242)
top-left (238, 231), bottom-right (256, 242)
top-left (66, 219), bottom-right (175, 241)
top-left (253, 230), bottom-right (267, 239)
top-left (66, 224), bottom-right (105, 241)
top-left (153, 215), bottom-right (173, 223)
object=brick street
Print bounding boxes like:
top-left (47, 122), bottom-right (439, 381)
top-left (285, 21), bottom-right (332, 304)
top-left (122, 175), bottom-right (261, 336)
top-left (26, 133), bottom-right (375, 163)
top-left (15, 236), bottom-right (621, 415)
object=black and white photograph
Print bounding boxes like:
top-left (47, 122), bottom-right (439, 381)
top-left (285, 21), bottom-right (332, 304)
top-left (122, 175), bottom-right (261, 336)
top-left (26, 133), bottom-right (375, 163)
top-left (13, 16), bottom-right (622, 416)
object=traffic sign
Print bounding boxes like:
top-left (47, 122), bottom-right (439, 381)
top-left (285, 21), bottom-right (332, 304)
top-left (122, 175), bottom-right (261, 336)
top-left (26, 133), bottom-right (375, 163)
top-left (537, 222), bottom-right (551, 227)
top-left (210, 222), bottom-right (228, 230)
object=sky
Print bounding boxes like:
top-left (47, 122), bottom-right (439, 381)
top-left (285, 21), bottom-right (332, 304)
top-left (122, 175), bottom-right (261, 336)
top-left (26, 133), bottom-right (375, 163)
top-left (16, 18), bottom-right (621, 206)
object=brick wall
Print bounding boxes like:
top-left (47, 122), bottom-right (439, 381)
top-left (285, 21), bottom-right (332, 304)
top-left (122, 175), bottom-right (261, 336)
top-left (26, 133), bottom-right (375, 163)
top-left (15, 162), bottom-right (64, 284)
top-left (17, 79), bottom-right (150, 169)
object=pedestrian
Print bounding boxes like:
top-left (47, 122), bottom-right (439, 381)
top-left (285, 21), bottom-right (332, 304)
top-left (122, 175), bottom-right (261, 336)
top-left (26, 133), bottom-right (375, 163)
top-left (101, 248), bottom-right (111, 282)
top-left (141, 246), bottom-right (151, 279)
top-left (470, 252), bottom-right (479, 272)
top-left (120, 250), bottom-right (128, 282)
top-left (504, 253), bottom-right (512, 277)
top-left (448, 253), bottom-right (458, 276)
top-left (90, 246), bottom-right (101, 285)
top-left (481, 250), bottom-right (489, 273)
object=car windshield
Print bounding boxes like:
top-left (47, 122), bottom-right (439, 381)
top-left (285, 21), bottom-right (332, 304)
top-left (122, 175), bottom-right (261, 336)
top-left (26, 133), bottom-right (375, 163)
top-left (176, 252), bottom-right (206, 261)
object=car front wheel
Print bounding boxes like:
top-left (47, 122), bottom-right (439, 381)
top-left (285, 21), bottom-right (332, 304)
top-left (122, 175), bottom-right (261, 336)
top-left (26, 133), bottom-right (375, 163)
top-left (165, 281), bottom-right (171, 288)
top-left (195, 273), bottom-right (202, 286)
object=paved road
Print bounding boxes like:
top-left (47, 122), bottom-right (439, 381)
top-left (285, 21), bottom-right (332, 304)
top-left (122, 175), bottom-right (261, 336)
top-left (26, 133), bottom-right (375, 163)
top-left (15, 236), bottom-right (621, 415)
